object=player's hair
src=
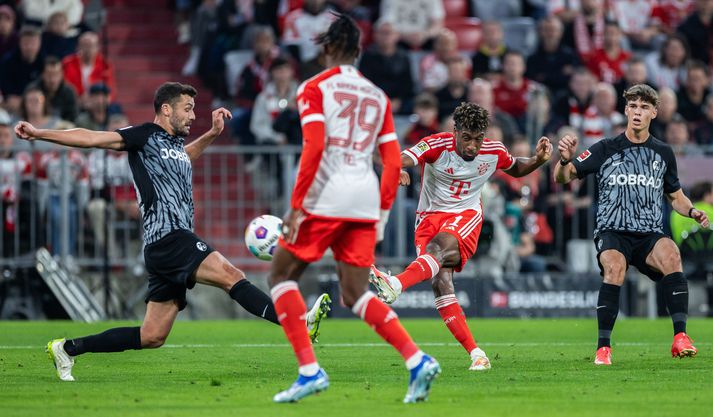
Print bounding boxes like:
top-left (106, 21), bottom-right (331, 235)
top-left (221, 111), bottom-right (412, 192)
top-left (314, 13), bottom-right (360, 61)
top-left (453, 102), bottom-right (489, 134)
top-left (689, 181), bottom-right (713, 202)
top-left (153, 82), bottom-right (197, 114)
top-left (623, 84), bottom-right (659, 107)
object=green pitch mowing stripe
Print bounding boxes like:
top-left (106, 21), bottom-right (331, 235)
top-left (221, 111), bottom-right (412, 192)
top-left (0, 319), bottom-right (711, 417)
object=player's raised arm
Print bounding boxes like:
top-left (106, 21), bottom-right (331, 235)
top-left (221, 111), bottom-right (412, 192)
top-left (504, 136), bottom-right (552, 178)
top-left (553, 133), bottom-right (580, 184)
top-left (15, 121), bottom-right (124, 150)
top-left (184, 108), bottom-right (232, 161)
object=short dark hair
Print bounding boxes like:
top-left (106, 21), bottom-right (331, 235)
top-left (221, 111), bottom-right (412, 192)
top-left (153, 82), bottom-right (197, 114)
top-left (623, 84), bottom-right (659, 107)
top-left (453, 102), bottom-right (489, 133)
top-left (315, 13), bottom-right (361, 61)
top-left (689, 181), bottom-right (713, 202)
top-left (43, 55), bottom-right (62, 69)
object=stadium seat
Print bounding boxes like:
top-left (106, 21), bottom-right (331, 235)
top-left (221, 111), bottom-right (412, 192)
top-left (445, 18), bottom-right (482, 52)
top-left (501, 17), bottom-right (538, 56)
top-left (443, 0), bottom-right (470, 18)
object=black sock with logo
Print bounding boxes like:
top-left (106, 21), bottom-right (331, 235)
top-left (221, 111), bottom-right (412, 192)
top-left (597, 283), bottom-right (621, 348)
top-left (229, 280), bottom-right (279, 324)
top-left (662, 272), bottom-right (688, 335)
top-left (64, 327), bottom-right (142, 356)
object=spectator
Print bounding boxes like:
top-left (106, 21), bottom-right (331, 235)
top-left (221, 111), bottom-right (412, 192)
top-left (665, 113), bottom-right (702, 156)
top-left (434, 56), bottom-right (470, 121)
top-left (359, 19), bottom-right (415, 115)
top-left (75, 83), bottom-right (112, 131)
top-left (282, 0), bottom-right (335, 62)
top-left (216, 0), bottom-right (257, 51)
top-left (549, 0), bottom-right (582, 24)
top-left (677, 61), bottom-right (711, 126)
top-left (693, 95), bottom-right (713, 146)
top-left (0, 26), bottom-right (44, 116)
top-left (468, 77), bottom-right (521, 143)
top-left (20, 0), bottom-right (83, 28)
top-left (249, 57), bottom-right (299, 146)
top-left (419, 28), bottom-right (462, 93)
top-left (652, 0), bottom-right (695, 35)
top-left (561, 0), bottom-right (606, 61)
top-left (585, 21), bottom-right (631, 84)
top-left (62, 32), bottom-right (116, 106)
top-left (676, 0), bottom-right (713, 65)
top-left (553, 67), bottom-right (597, 132)
top-left (650, 87), bottom-right (679, 139)
top-left (471, 21), bottom-right (509, 80)
top-left (526, 16), bottom-right (581, 99)
top-left (471, 0), bottom-right (522, 20)
top-left (380, 0), bottom-right (444, 50)
top-left (0, 110), bottom-right (37, 257)
top-left (585, 82), bottom-right (625, 148)
top-left (181, 0), bottom-right (219, 76)
top-left (614, 57), bottom-right (649, 111)
top-left (402, 93), bottom-right (440, 146)
top-left (19, 85), bottom-right (74, 143)
top-left (493, 50), bottom-right (538, 131)
top-left (645, 33), bottom-right (690, 91)
top-left (670, 181), bottom-right (713, 245)
top-left (27, 56), bottom-right (78, 122)
top-left (0, 5), bottom-right (17, 58)
top-left (609, 0), bottom-right (660, 50)
top-left (42, 11), bottom-right (79, 59)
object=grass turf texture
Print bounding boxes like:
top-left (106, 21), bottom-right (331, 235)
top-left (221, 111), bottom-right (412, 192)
top-left (1, 318), bottom-right (711, 417)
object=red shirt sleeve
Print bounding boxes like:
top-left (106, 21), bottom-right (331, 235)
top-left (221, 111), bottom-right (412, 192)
top-left (402, 133), bottom-right (452, 165)
top-left (496, 144), bottom-right (516, 170)
top-left (377, 100), bottom-right (401, 210)
top-left (290, 81), bottom-right (326, 210)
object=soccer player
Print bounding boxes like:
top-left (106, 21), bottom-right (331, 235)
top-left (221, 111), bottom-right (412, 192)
top-left (15, 82), bottom-right (330, 382)
top-left (370, 103), bottom-right (553, 371)
top-left (268, 14), bottom-right (440, 404)
top-left (553, 84), bottom-right (709, 365)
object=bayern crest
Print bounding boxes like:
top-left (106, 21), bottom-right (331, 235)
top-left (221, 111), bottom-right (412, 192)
top-left (477, 163), bottom-right (489, 176)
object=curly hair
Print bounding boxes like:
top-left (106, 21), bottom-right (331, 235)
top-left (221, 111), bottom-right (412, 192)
top-left (623, 84), bottom-right (659, 107)
top-left (314, 13), bottom-right (361, 61)
top-left (453, 102), bottom-right (489, 134)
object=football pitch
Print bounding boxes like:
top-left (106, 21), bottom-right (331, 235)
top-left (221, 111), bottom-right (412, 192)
top-left (1, 318), bottom-right (711, 417)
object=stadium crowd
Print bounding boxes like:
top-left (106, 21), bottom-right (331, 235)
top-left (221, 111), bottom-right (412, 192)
top-left (0, 0), bottom-right (712, 278)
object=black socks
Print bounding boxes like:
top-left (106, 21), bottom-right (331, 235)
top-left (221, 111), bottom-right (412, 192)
top-left (662, 272), bottom-right (688, 335)
top-left (64, 327), bottom-right (142, 356)
top-left (229, 280), bottom-right (279, 325)
top-left (597, 283), bottom-right (621, 349)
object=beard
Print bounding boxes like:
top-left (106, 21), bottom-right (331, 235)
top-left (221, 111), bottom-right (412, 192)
top-left (170, 115), bottom-right (190, 136)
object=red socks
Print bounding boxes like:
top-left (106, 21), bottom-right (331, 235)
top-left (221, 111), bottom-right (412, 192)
top-left (271, 281), bottom-right (317, 370)
top-left (396, 254), bottom-right (441, 290)
top-left (352, 292), bottom-right (420, 361)
top-left (435, 294), bottom-right (477, 354)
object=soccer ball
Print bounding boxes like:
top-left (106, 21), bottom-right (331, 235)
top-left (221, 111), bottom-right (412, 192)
top-left (245, 215), bottom-right (283, 261)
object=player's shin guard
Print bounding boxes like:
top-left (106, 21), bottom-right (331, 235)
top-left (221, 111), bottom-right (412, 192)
top-left (396, 254), bottom-right (441, 291)
top-left (230, 279), bottom-right (279, 324)
top-left (662, 272), bottom-right (688, 335)
top-left (63, 327), bottom-right (142, 356)
top-left (435, 294), bottom-right (477, 353)
top-left (271, 281), bottom-right (319, 375)
top-left (352, 291), bottom-right (421, 365)
top-left (597, 283), bottom-right (621, 348)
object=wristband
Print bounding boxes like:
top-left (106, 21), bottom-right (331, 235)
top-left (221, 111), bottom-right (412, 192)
top-left (559, 159), bottom-right (570, 166)
top-left (689, 207), bottom-right (695, 218)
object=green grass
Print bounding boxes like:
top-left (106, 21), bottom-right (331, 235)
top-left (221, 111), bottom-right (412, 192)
top-left (1, 318), bottom-right (712, 417)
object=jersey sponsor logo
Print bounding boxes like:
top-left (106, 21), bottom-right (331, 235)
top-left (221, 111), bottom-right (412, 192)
top-left (160, 148), bottom-right (191, 163)
top-left (576, 150), bottom-right (591, 162)
top-left (196, 241), bottom-right (207, 251)
top-left (607, 174), bottom-right (663, 188)
top-left (449, 179), bottom-right (471, 200)
top-left (413, 141), bottom-right (430, 156)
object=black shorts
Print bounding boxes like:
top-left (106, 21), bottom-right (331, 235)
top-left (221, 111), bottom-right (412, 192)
top-left (143, 229), bottom-right (214, 310)
top-left (594, 230), bottom-right (668, 281)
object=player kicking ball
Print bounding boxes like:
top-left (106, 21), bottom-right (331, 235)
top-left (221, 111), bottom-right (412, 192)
top-left (370, 103), bottom-right (552, 371)
top-left (554, 84), bottom-right (709, 365)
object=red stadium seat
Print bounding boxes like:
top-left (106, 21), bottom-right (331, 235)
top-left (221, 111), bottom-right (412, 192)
top-left (446, 18), bottom-right (482, 52)
top-left (443, 0), bottom-right (469, 18)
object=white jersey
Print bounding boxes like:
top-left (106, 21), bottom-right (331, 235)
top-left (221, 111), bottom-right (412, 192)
top-left (403, 132), bottom-right (515, 214)
top-left (293, 65), bottom-right (398, 221)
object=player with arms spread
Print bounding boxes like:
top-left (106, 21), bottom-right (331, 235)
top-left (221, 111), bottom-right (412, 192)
top-left (268, 14), bottom-right (440, 403)
top-left (370, 102), bottom-right (553, 370)
top-left (15, 82), bottom-right (329, 382)
top-left (554, 84), bottom-right (709, 365)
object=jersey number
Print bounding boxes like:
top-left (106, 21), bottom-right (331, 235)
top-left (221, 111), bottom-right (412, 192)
top-left (329, 92), bottom-right (381, 151)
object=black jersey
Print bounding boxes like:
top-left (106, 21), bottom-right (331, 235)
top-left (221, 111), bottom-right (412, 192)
top-left (571, 133), bottom-right (680, 236)
top-left (117, 123), bottom-right (194, 245)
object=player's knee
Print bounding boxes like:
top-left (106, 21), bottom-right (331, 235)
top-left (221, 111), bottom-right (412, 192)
top-left (603, 262), bottom-right (626, 284)
top-left (141, 331), bottom-right (168, 349)
top-left (222, 264), bottom-right (246, 291)
top-left (660, 250), bottom-right (682, 273)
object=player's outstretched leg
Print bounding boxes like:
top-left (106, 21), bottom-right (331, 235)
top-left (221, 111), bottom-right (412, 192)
top-left (662, 272), bottom-right (697, 358)
top-left (306, 293), bottom-right (332, 343)
top-left (370, 254), bottom-right (441, 304)
top-left (435, 294), bottom-right (490, 370)
top-left (351, 291), bottom-right (440, 402)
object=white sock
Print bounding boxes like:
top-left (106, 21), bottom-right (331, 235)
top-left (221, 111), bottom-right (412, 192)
top-left (405, 350), bottom-right (425, 370)
top-left (299, 363), bottom-right (320, 377)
